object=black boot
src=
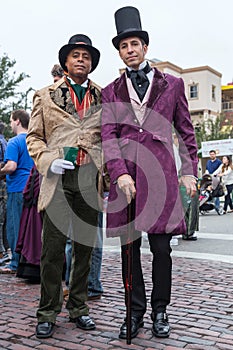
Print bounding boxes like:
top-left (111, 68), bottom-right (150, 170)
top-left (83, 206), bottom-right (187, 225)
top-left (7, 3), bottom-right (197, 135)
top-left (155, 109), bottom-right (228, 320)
top-left (151, 312), bottom-right (170, 338)
top-left (119, 316), bottom-right (144, 339)
top-left (35, 322), bottom-right (55, 338)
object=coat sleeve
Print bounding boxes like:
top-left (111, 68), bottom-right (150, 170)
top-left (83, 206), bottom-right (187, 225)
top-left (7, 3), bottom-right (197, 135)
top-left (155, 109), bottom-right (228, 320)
top-left (101, 87), bottom-right (129, 183)
top-left (173, 78), bottom-right (198, 178)
top-left (26, 90), bottom-right (61, 177)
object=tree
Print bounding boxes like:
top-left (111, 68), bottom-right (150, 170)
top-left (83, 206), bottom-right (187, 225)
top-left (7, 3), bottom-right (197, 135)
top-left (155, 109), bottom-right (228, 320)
top-left (195, 114), bottom-right (233, 151)
top-left (0, 53), bottom-right (32, 139)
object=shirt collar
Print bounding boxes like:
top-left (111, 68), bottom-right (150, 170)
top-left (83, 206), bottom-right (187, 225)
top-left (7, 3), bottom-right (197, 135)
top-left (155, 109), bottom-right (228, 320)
top-left (126, 60), bottom-right (147, 72)
top-left (67, 76), bottom-right (89, 88)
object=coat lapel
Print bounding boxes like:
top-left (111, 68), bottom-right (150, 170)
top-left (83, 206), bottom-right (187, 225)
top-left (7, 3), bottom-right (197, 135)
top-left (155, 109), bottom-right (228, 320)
top-left (146, 68), bottom-right (168, 111)
top-left (114, 74), bottom-right (131, 102)
top-left (49, 78), bottom-right (77, 117)
top-left (114, 74), bottom-right (138, 118)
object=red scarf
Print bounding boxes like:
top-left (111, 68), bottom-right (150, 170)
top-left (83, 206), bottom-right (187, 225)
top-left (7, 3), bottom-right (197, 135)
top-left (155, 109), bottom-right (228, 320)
top-left (65, 77), bottom-right (92, 165)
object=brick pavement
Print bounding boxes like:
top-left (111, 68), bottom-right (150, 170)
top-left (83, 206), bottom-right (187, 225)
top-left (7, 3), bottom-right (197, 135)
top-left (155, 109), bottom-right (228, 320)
top-left (0, 251), bottom-right (233, 350)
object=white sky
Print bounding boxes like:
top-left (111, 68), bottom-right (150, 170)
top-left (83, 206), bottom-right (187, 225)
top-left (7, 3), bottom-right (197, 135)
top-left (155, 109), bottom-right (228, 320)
top-left (1, 0), bottom-right (233, 102)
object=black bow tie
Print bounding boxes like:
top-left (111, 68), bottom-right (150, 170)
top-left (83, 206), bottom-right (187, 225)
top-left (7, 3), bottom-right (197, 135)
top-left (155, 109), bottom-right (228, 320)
top-left (126, 63), bottom-right (151, 101)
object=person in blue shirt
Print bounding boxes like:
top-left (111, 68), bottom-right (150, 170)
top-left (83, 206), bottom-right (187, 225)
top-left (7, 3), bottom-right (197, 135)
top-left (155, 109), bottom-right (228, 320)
top-left (0, 110), bottom-right (34, 273)
top-left (205, 150), bottom-right (222, 210)
top-left (206, 150), bottom-right (222, 174)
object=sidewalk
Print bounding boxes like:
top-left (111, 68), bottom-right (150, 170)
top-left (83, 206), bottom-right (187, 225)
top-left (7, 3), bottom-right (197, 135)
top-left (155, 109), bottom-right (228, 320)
top-left (0, 249), bottom-right (233, 350)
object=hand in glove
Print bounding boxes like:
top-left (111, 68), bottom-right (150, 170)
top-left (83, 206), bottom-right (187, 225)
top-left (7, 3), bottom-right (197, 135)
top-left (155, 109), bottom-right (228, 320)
top-left (50, 159), bottom-right (75, 174)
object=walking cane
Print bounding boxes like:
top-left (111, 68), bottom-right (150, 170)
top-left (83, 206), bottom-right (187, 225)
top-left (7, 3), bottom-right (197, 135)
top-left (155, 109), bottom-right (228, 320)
top-left (126, 200), bottom-right (133, 345)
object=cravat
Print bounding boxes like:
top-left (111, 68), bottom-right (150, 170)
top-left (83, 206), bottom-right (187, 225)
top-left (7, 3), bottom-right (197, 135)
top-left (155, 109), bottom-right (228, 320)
top-left (126, 62), bottom-right (151, 101)
top-left (72, 84), bottom-right (87, 103)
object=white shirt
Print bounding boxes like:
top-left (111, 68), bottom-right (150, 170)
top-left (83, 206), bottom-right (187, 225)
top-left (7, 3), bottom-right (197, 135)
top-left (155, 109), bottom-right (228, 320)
top-left (213, 164), bottom-right (233, 185)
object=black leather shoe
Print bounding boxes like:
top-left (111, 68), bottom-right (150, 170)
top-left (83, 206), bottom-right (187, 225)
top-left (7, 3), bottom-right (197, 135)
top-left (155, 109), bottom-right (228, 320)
top-left (182, 234), bottom-right (197, 241)
top-left (35, 322), bottom-right (55, 338)
top-left (119, 316), bottom-right (144, 339)
top-left (74, 315), bottom-right (96, 330)
top-left (151, 312), bottom-right (170, 338)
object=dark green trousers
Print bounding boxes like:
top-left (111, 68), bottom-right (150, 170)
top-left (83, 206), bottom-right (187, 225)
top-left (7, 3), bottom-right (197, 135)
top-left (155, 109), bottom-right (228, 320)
top-left (183, 191), bottom-right (199, 237)
top-left (37, 163), bottom-right (98, 323)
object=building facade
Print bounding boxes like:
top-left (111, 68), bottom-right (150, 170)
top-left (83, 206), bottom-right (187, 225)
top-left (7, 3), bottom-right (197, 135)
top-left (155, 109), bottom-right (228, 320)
top-left (221, 83), bottom-right (233, 135)
top-left (148, 59), bottom-right (222, 129)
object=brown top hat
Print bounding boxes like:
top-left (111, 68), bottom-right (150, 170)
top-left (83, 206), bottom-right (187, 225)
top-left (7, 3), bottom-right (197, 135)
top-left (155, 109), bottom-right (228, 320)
top-left (112, 6), bottom-right (149, 50)
top-left (59, 34), bottom-right (100, 73)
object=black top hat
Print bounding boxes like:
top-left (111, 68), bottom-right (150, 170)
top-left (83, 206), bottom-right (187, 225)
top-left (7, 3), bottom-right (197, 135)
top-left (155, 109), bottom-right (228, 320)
top-left (59, 34), bottom-right (100, 73)
top-left (112, 6), bottom-right (149, 50)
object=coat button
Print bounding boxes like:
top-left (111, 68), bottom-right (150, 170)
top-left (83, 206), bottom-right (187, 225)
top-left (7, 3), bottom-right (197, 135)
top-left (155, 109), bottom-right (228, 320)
top-left (139, 128), bottom-right (143, 133)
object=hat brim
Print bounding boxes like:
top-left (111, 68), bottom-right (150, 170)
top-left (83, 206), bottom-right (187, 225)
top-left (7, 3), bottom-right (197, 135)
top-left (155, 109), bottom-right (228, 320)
top-left (59, 44), bottom-right (100, 73)
top-left (112, 30), bottom-right (149, 49)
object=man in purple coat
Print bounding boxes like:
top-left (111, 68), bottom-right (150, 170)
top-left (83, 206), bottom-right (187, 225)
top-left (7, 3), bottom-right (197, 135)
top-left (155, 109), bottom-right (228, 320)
top-left (101, 6), bottom-right (198, 340)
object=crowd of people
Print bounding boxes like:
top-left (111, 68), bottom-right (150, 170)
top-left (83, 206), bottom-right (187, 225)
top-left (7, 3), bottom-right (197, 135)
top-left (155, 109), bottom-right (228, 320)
top-left (0, 5), bottom-right (232, 343)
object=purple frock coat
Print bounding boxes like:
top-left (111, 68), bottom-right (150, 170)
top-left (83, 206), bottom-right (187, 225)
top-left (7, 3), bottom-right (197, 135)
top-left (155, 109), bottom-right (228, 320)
top-left (15, 165), bottom-right (42, 266)
top-left (101, 67), bottom-right (198, 237)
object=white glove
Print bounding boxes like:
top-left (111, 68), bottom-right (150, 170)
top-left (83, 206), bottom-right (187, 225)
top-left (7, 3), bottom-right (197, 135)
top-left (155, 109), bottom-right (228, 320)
top-left (50, 159), bottom-right (75, 174)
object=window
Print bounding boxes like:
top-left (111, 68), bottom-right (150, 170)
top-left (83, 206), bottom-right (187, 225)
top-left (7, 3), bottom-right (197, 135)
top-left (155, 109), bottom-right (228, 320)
top-left (212, 85), bottom-right (216, 101)
top-left (189, 84), bottom-right (198, 99)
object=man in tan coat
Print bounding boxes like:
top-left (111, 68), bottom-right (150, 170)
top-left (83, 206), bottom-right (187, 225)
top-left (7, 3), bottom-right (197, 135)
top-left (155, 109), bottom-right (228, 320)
top-left (27, 34), bottom-right (102, 339)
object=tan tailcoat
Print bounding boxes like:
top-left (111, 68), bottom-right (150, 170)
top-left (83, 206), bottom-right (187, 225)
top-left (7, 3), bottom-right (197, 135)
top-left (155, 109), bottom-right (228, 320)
top-left (27, 77), bottom-right (103, 211)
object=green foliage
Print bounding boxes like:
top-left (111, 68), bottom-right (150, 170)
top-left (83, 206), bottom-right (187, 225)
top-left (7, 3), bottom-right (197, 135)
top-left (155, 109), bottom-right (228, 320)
top-left (195, 114), bottom-right (233, 151)
top-left (0, 53), bottom-right (32, 139)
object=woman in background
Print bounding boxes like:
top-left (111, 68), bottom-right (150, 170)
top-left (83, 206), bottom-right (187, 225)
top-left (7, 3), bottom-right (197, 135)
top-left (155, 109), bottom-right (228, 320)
top-left (213, 155), bottom-right (233, 214)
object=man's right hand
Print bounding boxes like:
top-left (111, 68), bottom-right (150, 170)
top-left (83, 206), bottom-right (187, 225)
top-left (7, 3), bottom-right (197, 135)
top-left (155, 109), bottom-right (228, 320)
top-left (117, 174), bottom-right (136, 204)
top-left (50, 159), bottom-right (75, 174)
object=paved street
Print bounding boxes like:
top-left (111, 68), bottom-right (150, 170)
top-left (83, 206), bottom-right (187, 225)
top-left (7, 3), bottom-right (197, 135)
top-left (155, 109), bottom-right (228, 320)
top-left (171, 209), bottom-right (233, 263)
top-left (104, 209), bottom-right (233, 262)
top-left (0, 210), bottom-right (233, 349)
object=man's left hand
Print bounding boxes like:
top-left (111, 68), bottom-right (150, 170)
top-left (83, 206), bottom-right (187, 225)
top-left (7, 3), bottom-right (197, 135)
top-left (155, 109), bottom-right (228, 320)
top-left (179, 176), bottom-right (197, 198)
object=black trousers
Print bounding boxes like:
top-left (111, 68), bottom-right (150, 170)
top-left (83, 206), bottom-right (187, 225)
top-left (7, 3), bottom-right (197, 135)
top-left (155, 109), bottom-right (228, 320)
top-left (224, 184), bottom-right (233, 211)
top-left (121, 232), bottom-right (172, 318)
